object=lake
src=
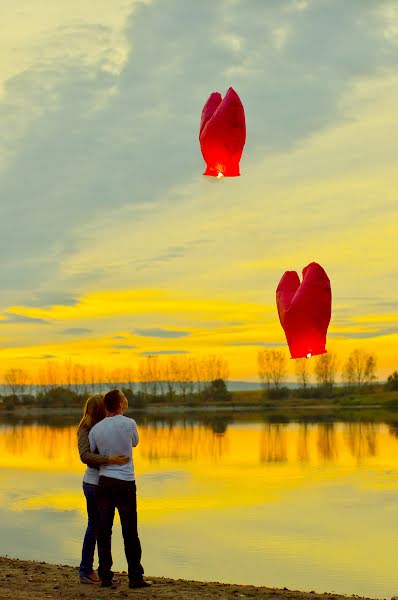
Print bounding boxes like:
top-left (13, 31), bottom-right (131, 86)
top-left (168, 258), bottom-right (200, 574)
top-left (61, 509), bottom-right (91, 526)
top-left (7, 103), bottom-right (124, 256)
top-left (1, 410), bottom-right (398, 598)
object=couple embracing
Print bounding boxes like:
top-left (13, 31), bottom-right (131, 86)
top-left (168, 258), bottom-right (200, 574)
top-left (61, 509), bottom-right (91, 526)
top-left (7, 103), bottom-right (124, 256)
top-left (77, 389), bottom-right (151, 589)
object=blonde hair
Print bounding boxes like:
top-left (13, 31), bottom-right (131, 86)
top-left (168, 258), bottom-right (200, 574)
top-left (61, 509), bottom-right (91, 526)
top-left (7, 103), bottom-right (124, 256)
top-left (78, 394), bottom-right (106, 432)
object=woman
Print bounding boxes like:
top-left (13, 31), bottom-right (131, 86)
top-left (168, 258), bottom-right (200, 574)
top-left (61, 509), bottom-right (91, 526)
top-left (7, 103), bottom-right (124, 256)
top-left (77, 394), bottom-right (129, 584)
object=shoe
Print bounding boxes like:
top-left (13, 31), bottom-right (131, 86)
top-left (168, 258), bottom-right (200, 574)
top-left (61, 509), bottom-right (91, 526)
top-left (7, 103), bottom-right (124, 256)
top-left (129, 579), bottom-right (152, 588)
top-left (80, 571), bottom-right (101, 584)
top-left (101, 578), bottom-right (121, 587)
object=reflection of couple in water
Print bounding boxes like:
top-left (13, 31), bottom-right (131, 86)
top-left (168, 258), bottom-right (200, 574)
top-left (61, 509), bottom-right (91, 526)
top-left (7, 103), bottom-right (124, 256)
top-left (77, 390), bottom-right (151, 589)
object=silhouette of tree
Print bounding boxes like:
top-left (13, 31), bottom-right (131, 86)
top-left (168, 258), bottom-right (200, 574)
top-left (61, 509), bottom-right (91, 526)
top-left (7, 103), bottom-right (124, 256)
top-left (343, 349), bottom-right (377, 388)
top-left (257, 349), bottom-right (287, 390)
top-left (3, 368), bottom-right (28, 401)
top-left (314, 353), bottom-right (338, 391)
top-left (386, 371), bottom-right (398, 391)
top-left (295, 358), bottom-right (310, 389)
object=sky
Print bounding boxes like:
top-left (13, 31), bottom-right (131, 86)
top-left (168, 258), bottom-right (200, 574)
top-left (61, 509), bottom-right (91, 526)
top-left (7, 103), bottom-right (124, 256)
top-left (0, 0), bottom-right (397, 381)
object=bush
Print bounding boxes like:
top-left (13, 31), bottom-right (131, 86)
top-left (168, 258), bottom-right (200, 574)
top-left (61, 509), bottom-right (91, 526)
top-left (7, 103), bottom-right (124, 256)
top-left (265, 386), bottom-right (290, 400)
top-left (386, 371), bottom-right (398, 391)
top-left (292, 386), bottom-right (321, 399)
top-left (3, 395), bottom-right (18, 411)
top-left (37, 387), bottom-right (80, 408)
top-left (125, 389), bottom-right (147, 409)
top-left (202, 379), bottom-right (231, 402)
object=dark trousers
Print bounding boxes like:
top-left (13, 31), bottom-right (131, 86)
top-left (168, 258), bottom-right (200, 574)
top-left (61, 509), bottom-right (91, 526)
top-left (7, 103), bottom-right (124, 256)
top-left (96, 475), bottom-right (144, 584)
top-left (79, 482), bottom-right (98, 577)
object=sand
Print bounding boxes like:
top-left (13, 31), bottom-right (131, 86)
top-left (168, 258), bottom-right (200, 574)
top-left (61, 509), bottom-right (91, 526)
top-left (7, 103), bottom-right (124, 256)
top-left (0, 556), bottom-right (377, 600)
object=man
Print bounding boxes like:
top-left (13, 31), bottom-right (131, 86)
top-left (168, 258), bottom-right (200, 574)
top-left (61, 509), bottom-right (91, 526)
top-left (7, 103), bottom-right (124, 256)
top-left (89, 389), bottom-right (150, 589)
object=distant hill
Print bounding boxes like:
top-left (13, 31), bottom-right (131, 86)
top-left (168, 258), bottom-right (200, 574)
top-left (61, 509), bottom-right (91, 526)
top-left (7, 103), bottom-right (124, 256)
top-left (225, 381), bottom-right (262, 391)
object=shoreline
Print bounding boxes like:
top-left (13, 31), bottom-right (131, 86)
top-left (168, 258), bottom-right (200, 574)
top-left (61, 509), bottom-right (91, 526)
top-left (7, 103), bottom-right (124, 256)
top-left (0, 403), bottom-right (392, 417)
top-left (0, 556), bottom-right (377, 600)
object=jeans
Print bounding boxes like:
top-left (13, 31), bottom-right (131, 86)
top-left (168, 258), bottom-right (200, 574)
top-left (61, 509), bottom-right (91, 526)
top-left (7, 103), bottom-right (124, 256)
top-left (96, 475), bottom-right (144, 584)
top-left (79, 481), bottom-right (98, 577)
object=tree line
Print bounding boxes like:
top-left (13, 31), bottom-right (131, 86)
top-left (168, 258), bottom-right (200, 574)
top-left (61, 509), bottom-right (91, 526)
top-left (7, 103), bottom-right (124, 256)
top-left (257, 348), bottom-right (389, 395)
top-left (0, 355), bottom-right (231, 408)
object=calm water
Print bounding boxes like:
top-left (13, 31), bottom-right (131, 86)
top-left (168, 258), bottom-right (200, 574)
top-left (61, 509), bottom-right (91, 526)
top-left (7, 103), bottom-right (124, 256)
top-left (1, 412), bottom-right (398, 597)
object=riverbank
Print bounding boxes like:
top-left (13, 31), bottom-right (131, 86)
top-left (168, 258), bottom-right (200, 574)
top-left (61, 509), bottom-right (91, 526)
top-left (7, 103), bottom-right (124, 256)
top-left (0, 389), bottom-right (397, 416)
top-left (0, 557), bottom-right (377, 600)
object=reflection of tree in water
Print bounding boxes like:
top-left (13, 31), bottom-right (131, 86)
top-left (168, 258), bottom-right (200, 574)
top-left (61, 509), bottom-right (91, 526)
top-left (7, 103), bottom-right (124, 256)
top-left (388, 421), bottom-right (398, 439)
top-left (344, 422), bottom-right (377, 460)
top-left (201, 415), bottom-right (232, 435)
top-left (317, 423), bottom-right (337, 462)
top-left (140, 422), bottom-right (229, 463)
top-left (297, 423), bottom-right (309, 463)
top-left (0, 420), bottom-right (229, 465)
top-left (0, 424), bottom-right (78, 463)
top-left (259, 424), bottom-right (287, 463)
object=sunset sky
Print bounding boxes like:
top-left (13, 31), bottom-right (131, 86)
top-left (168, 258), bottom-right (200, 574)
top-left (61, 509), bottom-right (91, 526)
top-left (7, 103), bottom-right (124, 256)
top-left (0, 0), bottom-right (397, 381)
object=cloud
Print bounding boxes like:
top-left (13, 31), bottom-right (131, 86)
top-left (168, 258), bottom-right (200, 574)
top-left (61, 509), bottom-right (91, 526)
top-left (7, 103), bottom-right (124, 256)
top-left (1, 313), bottom-right (50, 324)
top-left (140, 350), bottom-right (189, 356)
top-left (131, 240), bottom-right (211, 271)
top-left (1, 0), bottom-right (397, 304)
top-left (17, 354), bottom-right (57, 360)
top-left (112, 344), bottom-right (138, 349)
top-left (330, 325), bottom-right (398, 340)
top-left (135, 328), bottom-right (190, 338)
top-left (0, 0), bottom-right (398, 377)
top-left (60, 328), bottom-right (92, 335)
top-left (229, 342), bottom-right (285, 347)
top-left (24, 293), bottom-right (78, 308)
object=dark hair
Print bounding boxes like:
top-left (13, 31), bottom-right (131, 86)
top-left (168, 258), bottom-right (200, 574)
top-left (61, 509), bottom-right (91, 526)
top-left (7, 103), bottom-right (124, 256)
top-left (104, 389), bottom-right (122, 412)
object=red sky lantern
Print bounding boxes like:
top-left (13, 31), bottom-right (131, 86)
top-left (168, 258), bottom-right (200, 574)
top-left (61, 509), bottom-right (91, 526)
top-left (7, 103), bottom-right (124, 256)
top-left (199, 87), bottom-right (246, 177)
top-left (276, 262), bottom-right (332, 359)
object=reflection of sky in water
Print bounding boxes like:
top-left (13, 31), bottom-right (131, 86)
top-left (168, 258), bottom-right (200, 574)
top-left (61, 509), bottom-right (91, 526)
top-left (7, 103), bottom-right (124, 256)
top-left (1, 418), bottom-right (398, 597)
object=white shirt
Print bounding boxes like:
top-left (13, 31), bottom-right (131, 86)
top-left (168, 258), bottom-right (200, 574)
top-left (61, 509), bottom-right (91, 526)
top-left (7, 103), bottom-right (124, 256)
top-left (89, 414), bottom-right (139, 481)
top-left (83, 465), bottom-right (100, 485)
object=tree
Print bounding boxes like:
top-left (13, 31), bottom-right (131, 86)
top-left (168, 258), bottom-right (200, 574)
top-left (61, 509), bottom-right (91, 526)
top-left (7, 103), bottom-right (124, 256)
top-left (45, 361), bottom-right (59, 390)
top-left (257, 349), bottom-right (287, 390)
top-left (163, 360), bottom-right (176, 399)
top-left (138, 358), bottom-right (151, 398)
top-left (64, 358), bottom-right (73, 391)
top-left (71, 363), bottom-right (82, 395)
top-left (112, 368), bottom-right (124, 389)
top-left (191, 357), bottom-right (207, 394)
top-left (204, 356), bottom-right (229, 383)
top-left (123, 367), bottom-right (135, 396)
top-left (146, 355), bottom-right (161, 398)
top-left (314, 353), bottom-right (338, 390)
top-left (172, 357), bottom-right (193, 402)
top-left (343, 349), bottom-right (377, 389)
top-left (38, 386), bottom-right (79, 408)
top-left (3, 368), bottom-right (28, 401)
top-left (386, 371), bottom-right (398, 391)
top-left (88, 365), bottom-right (98, 395)
top-left (295, 358), bottom-right (310, 389)
top-left (203, 378), bottom-right (231, 402)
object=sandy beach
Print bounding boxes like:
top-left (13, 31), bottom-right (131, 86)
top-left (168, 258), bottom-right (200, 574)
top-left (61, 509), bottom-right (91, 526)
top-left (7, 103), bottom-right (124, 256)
top-left (0, 557), bottom-right (377, 600)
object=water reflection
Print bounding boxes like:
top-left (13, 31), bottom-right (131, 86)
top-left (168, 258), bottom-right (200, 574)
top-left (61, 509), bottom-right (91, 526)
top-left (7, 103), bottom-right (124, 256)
top-left (317, 423), bottom-right (337, 462)
top-left (2, 413), bottom-right (398, 597)
top-left (139, 421), bottom-right (228, 463)
top-left (344, 422), bottom-right (377, 461)
top-left (0, 417), bottom-right (396, 467)
top-left (297, 423), bottom-right (309, 463)
top-left (260, 424), bottom-right (287, 463)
